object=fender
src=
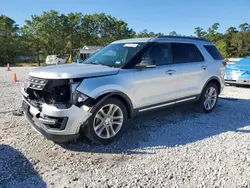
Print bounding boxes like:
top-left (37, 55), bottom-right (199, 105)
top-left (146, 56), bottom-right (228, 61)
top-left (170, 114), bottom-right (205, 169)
top-left (90, 91), bottom-right (135, 118)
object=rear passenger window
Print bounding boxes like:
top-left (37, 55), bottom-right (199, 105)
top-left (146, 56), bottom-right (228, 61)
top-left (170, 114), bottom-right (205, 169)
top-left (204, 45), bottom-right (223, 60)
top-left (172, 43), bottom-right (204, 64)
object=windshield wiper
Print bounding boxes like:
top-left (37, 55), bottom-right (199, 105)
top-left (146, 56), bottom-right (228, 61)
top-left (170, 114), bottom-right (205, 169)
top-left (86, 62), bottom-right (99, 65)
top-left (86, 62), bottom-right (111, 67)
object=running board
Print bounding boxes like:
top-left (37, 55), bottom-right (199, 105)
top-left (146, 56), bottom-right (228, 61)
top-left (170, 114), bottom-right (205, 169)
top-left (138, 97), bottom-right (196, 112)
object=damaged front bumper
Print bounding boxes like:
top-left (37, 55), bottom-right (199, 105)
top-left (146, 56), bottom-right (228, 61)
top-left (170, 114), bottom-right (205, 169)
top-left (21, 88), bottom-right (92, 142)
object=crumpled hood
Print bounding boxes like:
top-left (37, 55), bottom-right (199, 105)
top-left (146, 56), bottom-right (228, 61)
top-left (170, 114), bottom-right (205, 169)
top-left (29, 63), bottom-right (120, 79)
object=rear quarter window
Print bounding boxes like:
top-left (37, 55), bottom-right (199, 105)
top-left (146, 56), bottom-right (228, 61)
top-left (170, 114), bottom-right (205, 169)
top-left (204, 45), bottom-right (223, 60)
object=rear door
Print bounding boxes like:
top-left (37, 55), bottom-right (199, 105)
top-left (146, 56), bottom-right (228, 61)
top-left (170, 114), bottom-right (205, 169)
top-left (172, 43), bottom-right (207, 99)
top-left (133, 43), bottom-right (178, 108)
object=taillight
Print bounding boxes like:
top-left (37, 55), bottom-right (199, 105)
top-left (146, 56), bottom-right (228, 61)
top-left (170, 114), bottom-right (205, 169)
top-left (222, 61), bottom-right (227, 67)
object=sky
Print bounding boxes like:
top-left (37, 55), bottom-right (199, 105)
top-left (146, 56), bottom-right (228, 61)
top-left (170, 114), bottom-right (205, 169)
top-left (1, 0), bottom-right (250, 35)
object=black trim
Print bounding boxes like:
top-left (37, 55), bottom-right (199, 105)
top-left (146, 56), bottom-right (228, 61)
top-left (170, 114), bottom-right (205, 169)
top-left (201, 77), bottom-right (222, 94)
top-left (135, 95), bottom-right (199, 114)
top-left (157, 35), bottom-right (210, 42)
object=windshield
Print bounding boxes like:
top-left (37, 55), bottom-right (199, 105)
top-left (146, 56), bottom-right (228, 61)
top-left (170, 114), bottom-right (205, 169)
top-left (83, 43), bottom-right (145, 68)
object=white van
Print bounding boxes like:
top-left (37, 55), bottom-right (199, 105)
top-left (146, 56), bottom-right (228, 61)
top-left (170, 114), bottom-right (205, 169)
top-left (45, 55), bottom-right (67, 65)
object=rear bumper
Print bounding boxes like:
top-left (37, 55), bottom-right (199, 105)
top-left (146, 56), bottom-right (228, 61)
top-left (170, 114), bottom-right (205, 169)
top-left (225, 79), bottom-right (250, 85)
top-left (22, 88), bottom-right (92, 142)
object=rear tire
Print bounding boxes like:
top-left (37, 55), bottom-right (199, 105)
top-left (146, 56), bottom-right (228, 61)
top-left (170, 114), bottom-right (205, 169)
top-left (195, 83), bottom-right (219, 113)
top-left (83, 98), bottom-right (128, 144)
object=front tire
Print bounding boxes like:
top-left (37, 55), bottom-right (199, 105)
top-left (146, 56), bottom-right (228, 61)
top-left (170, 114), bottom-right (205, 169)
top-left (196, 83), bottom-right (219, 113)
top-left (83, 98), bottom-right (128, 144)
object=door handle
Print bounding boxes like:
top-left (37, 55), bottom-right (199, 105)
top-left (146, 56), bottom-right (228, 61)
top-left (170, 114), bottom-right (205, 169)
top-left (201, 65), bottom-right (207, 70)
top-left (166, 69), bottom-right (176, 75)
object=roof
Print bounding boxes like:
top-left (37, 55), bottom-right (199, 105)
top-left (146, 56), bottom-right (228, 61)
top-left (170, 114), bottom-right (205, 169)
top-left (156, 35), bottom-right (210, 42)
top-left (112, 36), bottom-right (213, 44)
top-left (112, 38), bottom-right (152, 44)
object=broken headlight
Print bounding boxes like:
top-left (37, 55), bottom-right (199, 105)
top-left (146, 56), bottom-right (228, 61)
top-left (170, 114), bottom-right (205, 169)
top-left (72, 90), bottom-right (89, 104)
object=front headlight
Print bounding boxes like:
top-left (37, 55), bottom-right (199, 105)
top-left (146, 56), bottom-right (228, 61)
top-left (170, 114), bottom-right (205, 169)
top-left (22, 75), bottom-right (30, 90)
top-left (72, 90), bottom-right (89, 104)
top-left (77, 92), bottom-right (88, 103)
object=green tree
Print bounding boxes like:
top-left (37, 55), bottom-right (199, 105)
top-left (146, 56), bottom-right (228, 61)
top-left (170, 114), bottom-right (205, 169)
top-left (21, 11), bottom-right (136, 64)
top-left (223, 27), bottom-right (238, 57)
top-left (231, 31), bottom-right (250, 57)
top-left (206, 23), bottom-right (223, 43)
top-left (81, 13), bottom-right (135, 46)
top-left (3, 12), bottom-right (250, 66)
top-left (194, 27), bottom-right (207, 38)
top-left (136, 29), bottom-right (163, 37)
top-left (169, 31), bottom-right (178, 36)
top-left (239, 23), bottom-right (250, 32)
top-left (216, 39), bottom-right (229, 57)
top-left (0, 15), bottom-right (19, 65)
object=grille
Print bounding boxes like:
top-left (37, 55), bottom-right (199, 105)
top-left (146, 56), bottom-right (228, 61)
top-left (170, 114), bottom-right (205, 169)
top-left (28, 76), bottom-right (48, 90)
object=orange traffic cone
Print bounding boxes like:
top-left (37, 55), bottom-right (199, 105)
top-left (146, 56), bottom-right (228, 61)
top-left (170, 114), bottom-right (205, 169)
top-left (13, 73), bottom-right (17, 82)
top-left (7, 63), bottom-right (11, 71)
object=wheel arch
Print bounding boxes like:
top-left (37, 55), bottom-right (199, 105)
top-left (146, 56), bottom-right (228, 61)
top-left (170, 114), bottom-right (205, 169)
top-left (202, 77), bottom-right (222, 94)
top-left (91, 91), bottom-right (134, 119)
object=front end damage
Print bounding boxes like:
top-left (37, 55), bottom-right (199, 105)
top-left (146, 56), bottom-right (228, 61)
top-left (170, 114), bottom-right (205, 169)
top-left (22, 76), bottom-right (93, 142)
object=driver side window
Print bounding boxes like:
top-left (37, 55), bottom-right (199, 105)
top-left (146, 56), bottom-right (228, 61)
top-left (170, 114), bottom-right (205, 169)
top-left (142, 43), bottom-right (173, 66)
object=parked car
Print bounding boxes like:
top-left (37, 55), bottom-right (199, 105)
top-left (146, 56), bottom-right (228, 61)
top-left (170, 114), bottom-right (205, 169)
top-left (21, 36), bottom-right (226, 144)
top-left (45, 55), bottom-right (67, 65)
top-left (225, 57), bottom-right (250, 85)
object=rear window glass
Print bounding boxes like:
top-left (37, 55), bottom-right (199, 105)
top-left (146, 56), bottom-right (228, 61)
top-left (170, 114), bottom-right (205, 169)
top-left (172, 43), bottom-right (204, 64)
top-left (204, 45), bottom-right (223, 60)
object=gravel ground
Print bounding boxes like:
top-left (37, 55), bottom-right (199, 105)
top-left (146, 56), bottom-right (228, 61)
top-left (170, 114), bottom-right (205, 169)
top-left (1, 67), bottom-right (250, 188)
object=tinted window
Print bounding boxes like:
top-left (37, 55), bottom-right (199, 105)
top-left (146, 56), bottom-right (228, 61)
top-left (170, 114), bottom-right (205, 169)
top-left (172, 43), bottom-right (204, 64)
top-left (142, 43), bottom-right (172, 66)
top-left (204, 45), bottom-right (223, 60)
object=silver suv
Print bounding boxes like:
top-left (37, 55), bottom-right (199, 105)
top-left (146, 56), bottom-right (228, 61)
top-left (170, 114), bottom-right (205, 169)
top-left (22, 36), bottom-right (226, 144)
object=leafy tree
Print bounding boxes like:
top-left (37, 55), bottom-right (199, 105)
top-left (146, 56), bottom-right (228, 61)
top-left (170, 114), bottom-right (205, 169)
top-left (231, 31), bottom-right (250, 57)
top-left (2, 11), bottom-right (250, 65)
top-left (226, 27), bottom-right (238, 35)
top-left (216, 39), bottom-right (229, 57)
top-left (19, 11), bottom-right (136, 65)
top-left (0, 15), bottom-right (19, 65)
top-left (136, 29), bottom-right (163, 37)
top-left (239, 23), bottom-right (250, 32)
top-left (194, 27), bottom-right (207, 38)
top-left (169, 31), bottom-right (178, 36)
top-left (206, 23), bottom-right (223, 43)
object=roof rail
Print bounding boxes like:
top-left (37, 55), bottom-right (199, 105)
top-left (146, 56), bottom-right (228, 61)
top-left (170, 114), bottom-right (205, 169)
top-left (157, 35), bottom-right (210, 42)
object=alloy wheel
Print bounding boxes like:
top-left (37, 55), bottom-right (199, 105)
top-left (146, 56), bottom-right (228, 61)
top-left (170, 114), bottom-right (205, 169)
top-left (204, 86), bottom-right (217, 110)
top-left (93, 104), bottom-right (124, 139)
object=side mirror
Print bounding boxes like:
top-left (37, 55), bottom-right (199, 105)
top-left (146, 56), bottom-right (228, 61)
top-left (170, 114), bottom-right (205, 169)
top-left (135, 59), bottom-right (156, 69)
